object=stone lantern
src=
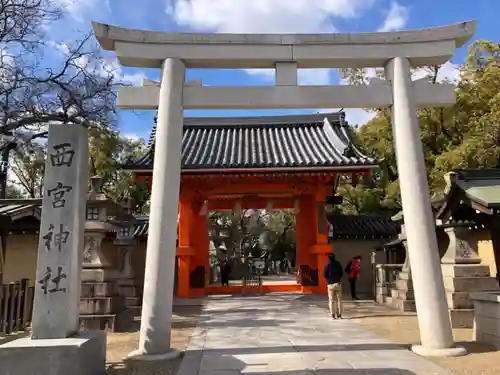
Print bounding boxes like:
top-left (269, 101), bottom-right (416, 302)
top-left (79, 176), bottom-right (134, 331)
top-left (82, 176), bottom-right (121, 275)
top-left (113, 197), bottom-right (141, 308)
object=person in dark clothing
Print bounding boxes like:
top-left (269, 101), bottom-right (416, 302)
top-left (220, 259), bottom-right (231, 287)
top-left (323, 253), bottom-right (344, 319)
top-left (345, 255), bottom-right (362, 300)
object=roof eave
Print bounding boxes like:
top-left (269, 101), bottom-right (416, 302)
top-left (128, 165), bottom-right (379, 174)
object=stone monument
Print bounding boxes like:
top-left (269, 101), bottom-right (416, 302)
top-left (0, 124), bottom-right (106, 375)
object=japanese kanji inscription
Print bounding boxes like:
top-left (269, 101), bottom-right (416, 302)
top-left (49, 142), bottom-right (75, 167)
top-left (47, 182), bottom-right (73, 209)
top-left (38, 266), bottom-right (67, 294)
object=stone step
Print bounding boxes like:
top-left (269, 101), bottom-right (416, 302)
top-left (79, 314), bottom-right (117, 331)
top-left (392, 298), bottom-right (416, 312)
top-left (79, 309), bottom-right (136, 332)
top-left (445, 291), bottom-right (475, 309)
top-left (442, 264), bottom-right (491, 278)
top-left (118, 284), bottom-right (140, 298)
top-left (81, 268), bottom-right (117, 282)
top-left (395, 279), bottom-right (413, 291)
top-left (391, 288), bottom-right (414, 300)
top-left (79, 296), bottom-right (126, 315)
top-left (449, 309), bottom-right (474, 329)
top-left (397, 271), bottom-right (411, 281)
top-left (443, 276), bottom-right (498, 292)
top-left (125, 296), bottom-right (142, 308)
top-left (81, 281), bottom-right (115, 298)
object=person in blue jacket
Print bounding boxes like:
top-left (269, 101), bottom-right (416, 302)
top-left (323, 253), bottom-right (344, 319)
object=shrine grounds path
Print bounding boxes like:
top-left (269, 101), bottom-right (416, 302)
top-left (175, 293), bottom-right (455, 375)
top-left (104, 293), bottom-right (500, 375)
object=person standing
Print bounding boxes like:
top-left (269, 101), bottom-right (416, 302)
top-left (220, 259), bottom-right (231, 287)
top-left (323, 253), bottom-right (344, 319)
top-left (346, 255), bottom-right (362, 300)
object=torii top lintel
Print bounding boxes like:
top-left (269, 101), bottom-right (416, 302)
top-left (92, 20), bottom-right (475, 69)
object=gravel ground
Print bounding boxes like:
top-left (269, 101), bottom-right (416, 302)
top-left (342, 301), bottom-right (500, 375)
top-left (105, 305), bottom-right (202, 375)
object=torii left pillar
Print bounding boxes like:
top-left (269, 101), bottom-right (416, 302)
top-left (129, 58), bottom-right (185, 361)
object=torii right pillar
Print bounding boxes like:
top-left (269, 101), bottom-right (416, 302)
top-left (385, 57), bottom-right (466, 357)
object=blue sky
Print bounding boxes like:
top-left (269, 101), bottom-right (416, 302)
top-left (46, 0), bottom-right (499, 140)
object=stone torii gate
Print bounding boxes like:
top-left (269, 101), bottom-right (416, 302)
top-left (93, 20), bottom-right (475, 360)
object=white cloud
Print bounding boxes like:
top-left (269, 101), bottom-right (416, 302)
top-left (167, 0), bottom-right (375, 33)
top-left (378, 1), bottom-right (410, 32)
top-left (412, 61), bottom-right (461, 83)
top-left (122, 133), bottom-right (140, 141)
top-left (344, 109), bottom-right (376, 126)
top-left (166, 0), bottom-right (375, 84)
top-left (74, 54), bottom-right (146, 86)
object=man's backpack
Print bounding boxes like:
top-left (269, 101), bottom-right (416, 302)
top-left (345, 261), bottom-right (352, 274)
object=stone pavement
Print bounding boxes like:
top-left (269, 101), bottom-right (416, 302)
top-left (177, 293), bottom-right (454, 375)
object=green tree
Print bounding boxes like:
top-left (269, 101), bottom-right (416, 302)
top-left (209, 209), bottom-right (266, 260)
top-left (7, 127), bottom-right (150, 213)
top-left (9, 142), bottom-right (46, 198)
top-left (262, 210), bottom-right (296, 262)
top-left (343, 39), bottom-right (500, 212)
top-left (88, 125), bottom-right (150, 214)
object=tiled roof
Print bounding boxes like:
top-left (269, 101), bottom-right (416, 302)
top-left (126, 113), bottom-right (377, 172)
top-left (0, 204), bottom-right (41, 221)
top-left (435, 168), bottom-right (500, 220)
top-left (327, 214), bottom-right (400, 239)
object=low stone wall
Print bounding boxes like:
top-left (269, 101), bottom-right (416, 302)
top-left (471, 292), bottom-right (500, 349)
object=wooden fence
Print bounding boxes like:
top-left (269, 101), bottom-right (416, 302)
top-left (0, 275), bottom-right (35, 335)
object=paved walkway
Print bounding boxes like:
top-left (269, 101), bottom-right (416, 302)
top-left (177, 293), bottom-right (453, 375)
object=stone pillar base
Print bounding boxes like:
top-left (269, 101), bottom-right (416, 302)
top-left (0, 331), bottom-right (106, 375)
top-left (127, 348), bottom-right (180, 361)
top-left (411, 344), bottom-right (467, 357)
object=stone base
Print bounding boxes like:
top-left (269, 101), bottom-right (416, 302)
top-left (449, 309), bottom-right (475, 328)
top-left (442, 264), bottom-right (490, 278)
top-left (81, 268), bottom-right (117, 282)
top-left (80, 308), bottom-right (136, 332)
top-left (390, 275), bottom-right (416, 312)
top-left (0, 331), bottom-right (106, 375)
top-left (411, 344), bottom-right (467, 357)
top-left (391, 297), bottom-right (416, 312)
top-left (472, 292), bottom-right (500, 349)
top-left (81, 281), bottom-right (116, 298)
top-left (126, 296), bottom-right (142, 308)
top-left (79, 295), bottom-right (126, 315)
top-left (443, 275), bottom-right (498, 292)
top-left (127, 348), bottom-right (180, 361)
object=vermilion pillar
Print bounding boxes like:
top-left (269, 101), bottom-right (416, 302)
top-left (311, 185), bottom-right (332, 294)
top-left (295, 195), bottom-right (317, 289)
top-left (176, 188), bottom-right (195, 298)
top-left (190, 199), bottom-right (209, 293)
